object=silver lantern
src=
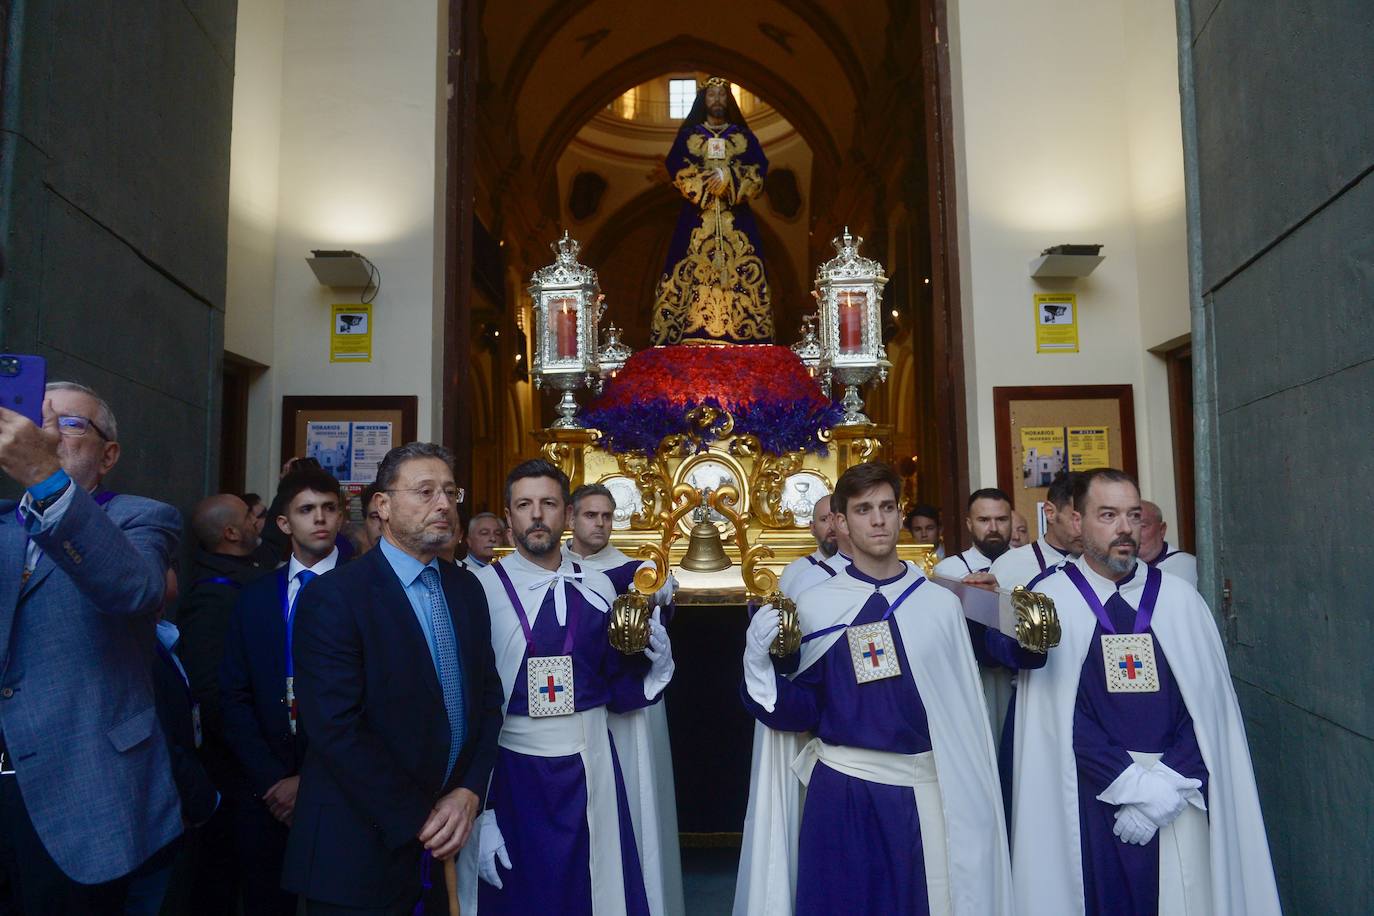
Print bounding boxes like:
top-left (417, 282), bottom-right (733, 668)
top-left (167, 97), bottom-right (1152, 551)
top-left (597, 321), bottom-right (633, 381)
top-left (813, 227), bottom-right (890, 425)
top-left (530, 231), bottom-right (603, 428)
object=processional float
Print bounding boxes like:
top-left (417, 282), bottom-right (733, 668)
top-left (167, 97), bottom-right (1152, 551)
top-left (525, 229), bottom-right (1058, 657)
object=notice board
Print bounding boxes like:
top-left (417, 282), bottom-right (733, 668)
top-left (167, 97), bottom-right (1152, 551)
top-left (993, 385), bottom-right (1136, 530)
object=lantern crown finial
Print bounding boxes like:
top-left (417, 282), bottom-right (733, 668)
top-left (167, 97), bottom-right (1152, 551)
top-left (553, 230), bottom-right (581, 264)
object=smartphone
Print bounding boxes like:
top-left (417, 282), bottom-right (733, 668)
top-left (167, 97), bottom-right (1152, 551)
top-left (0, 354), bottom-right (46, 426)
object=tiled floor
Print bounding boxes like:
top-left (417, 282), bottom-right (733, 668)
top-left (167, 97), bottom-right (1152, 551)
top-left (680, 846), bottom-right (741, 915)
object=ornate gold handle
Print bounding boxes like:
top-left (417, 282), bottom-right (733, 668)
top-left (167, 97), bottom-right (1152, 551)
top-left (762, 590), bottom-right (802, 658)
top-left (707, 486), bottom-right (802, 657)
top-left (1010, 586), bottom-right (1062, 654)
top-left (608, 484), bottom-right (697, 655)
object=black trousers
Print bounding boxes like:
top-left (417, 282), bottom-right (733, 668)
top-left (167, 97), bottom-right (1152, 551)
top-left (233, 797), bottom-right (297, 916)
top-left (304, 895), bottom-right (420, 916)
top-left (0, 773), bottom-right (175, 915)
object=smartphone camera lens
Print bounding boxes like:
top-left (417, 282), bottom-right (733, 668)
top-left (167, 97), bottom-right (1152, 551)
top-left (0, 357), bottom-right (18, 377)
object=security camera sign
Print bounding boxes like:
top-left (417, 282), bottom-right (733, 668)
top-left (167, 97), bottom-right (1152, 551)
top-left (331, 304), bottom-right (372, 362)
top-left (1034, 293), bottom-right (1078, 353)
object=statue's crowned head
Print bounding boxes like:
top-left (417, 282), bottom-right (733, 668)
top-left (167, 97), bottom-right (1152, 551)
top-left (702, 76), bottom-right (732, 120)
top-left (682, 75), bottom-right (747, 131)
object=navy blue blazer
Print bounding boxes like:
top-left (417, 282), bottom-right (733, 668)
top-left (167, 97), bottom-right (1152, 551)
top-left (219, 568), bottom-right (306, 799)
top-left (282, 545), bottom-right (503, 908)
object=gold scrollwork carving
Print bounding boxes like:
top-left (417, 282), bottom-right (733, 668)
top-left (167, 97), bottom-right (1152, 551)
top-left (609, 484), bottom-right (700, 656)
top-left (731, 434), bottom-right (804, 529)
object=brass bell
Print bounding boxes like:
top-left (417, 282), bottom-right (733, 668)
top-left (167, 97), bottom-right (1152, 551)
top-left (681, 518), bottom-right (731, 572)
top-left (608, 591), bottom-right (652, 655)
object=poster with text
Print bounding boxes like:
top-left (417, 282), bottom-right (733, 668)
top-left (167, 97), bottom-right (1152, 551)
top-left (331, 303), bottom-right (373, 362)
top-left (1034, 293), bottom-right (1079, 353)
top-left (348, 422), bottom-right (393, 484)
top-left (305, 421), bottom-right (353, 482)
top-left (1020, 426), bottom-right (1067, 488)
top-left (1067, 426), bottom-right (1110, 471)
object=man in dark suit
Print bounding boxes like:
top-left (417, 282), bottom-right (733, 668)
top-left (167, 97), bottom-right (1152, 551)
top-left (284, 442), bottom-right (503, 915)
top-left (0, 383), bottom-right (181, 914)
top-left (221, 468), bottom-right (346, 915)
top-left (176, 492), bottom-right (274, 916)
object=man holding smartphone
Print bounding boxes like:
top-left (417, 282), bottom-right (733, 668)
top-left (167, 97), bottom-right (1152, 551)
top-left (0, 382), bottom-right (182, 913)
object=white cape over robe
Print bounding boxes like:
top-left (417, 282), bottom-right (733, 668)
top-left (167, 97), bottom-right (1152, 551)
top-left (734, 564), bottom-right (1013, 916)
top-left (563, 541), bottom-right (684, 916)
top-left (1012, 559), bottom-right (1281, 916)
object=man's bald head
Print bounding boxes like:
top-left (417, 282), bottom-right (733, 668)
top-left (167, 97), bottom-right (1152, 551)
top-left (1138, 500), bottom-right (1168, 562)
top-left (192, 494), bottom-right (257, 555)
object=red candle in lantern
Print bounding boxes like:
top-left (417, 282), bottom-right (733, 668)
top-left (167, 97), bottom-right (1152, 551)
top-left (551, 298), bottom-right (578, 359)
top-left (839, 292), bottom-right (864, 353)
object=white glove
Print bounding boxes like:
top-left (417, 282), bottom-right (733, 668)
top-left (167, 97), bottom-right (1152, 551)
top-left (651, 573), bottom-right (677, 610)
top-left (477, 809), bottom-right (511, 889)
top-left (743, 604), bottom-right (780, 712)
top-left (1097, 762), bottom-right (1195, 829)
top-left (1112, 804), bottom-right (1159, 846)
top-left (642, 606), bottom-right (675, 700)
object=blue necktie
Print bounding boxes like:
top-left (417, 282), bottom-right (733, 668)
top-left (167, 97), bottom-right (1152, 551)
top-left (420, 566), bottom-right (466, 779)
top-left (292, 569), bottom-right (317, 612)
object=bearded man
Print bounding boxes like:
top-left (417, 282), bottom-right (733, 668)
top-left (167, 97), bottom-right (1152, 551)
top-left (1011, 468), bottom-right (1280, 916)
top-left (474, 460), bottom-right (676, 915)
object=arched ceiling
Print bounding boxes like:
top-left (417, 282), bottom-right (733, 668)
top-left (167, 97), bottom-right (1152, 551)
top-left (480, 0), bottom-right (890, 199)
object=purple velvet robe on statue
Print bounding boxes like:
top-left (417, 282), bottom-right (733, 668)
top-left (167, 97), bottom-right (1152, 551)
top-left (650, 122), bottom-right (773, 345)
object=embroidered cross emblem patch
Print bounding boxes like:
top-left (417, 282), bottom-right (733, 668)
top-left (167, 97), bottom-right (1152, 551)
top-left (847, 621), bottom-right (902, 684)
top-left (1101, 633), bottom-right (1160, 694)
top-left (526, 655), bottom-right (575, 717)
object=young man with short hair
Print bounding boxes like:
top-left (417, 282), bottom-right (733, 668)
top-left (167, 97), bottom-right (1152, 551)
top-left (991, 472), bottom-right (1082, 589)
top-left (219, 467), bottom-right (346, 916)
top-left (474, 460), bottom-right (675, 915)
top-left (738, 462), bottom-right (1011, 915)
top-left (1011, 469), bottom-right (1279, 916)
top-left (904, 502), bottom-right (944, 560)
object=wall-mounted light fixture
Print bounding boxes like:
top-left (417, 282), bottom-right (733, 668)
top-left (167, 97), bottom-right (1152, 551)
top-left (1029, 243), bottom-right (1103, 279)
top-left (307, 249), bottom-right (380, 303)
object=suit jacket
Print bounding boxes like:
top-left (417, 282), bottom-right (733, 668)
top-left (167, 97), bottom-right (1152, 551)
top-left (0, 487), bottom-right (182, 883)
top-left (153, 637), bottom-right (219, 826)
top-left (219, 568), bottom-right (307, 798)
top-left (283, 545), bottom-right (504, 907)
top-left (177, 548), bottom-right (272, 793)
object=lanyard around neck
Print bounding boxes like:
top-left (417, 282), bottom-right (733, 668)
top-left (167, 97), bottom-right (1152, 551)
top-left (1062, 563), bottom-right (1162, 634)
top-left (493, 561), bottom-right (580, 656)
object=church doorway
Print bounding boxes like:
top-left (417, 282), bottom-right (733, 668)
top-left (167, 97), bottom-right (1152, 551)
top-left (440, 0), bottom-right (968, 845)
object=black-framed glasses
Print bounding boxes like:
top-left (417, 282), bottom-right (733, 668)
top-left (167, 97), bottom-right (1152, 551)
top-left (385, 485), bottom-right (465, 504)
top-left (57, 415), bottom-right (111, 441)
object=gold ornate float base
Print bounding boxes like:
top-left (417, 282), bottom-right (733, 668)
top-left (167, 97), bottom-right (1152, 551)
top-left (529, 418), bottom-right (934, 605)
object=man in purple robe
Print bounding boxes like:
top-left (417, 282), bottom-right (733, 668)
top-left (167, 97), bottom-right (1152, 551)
top-left (738, 462), bottom-right (1012, 915)
top-left (650, 76), bottom-right (774, 345)
top-left (1011, 468), bottom-right (1280, 916)
top-left (473, 460), bottom-right (676, 915)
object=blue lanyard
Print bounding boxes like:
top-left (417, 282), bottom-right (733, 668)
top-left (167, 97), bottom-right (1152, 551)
top-left (278, 570), bottom-right (302, 677)
top-left (801, 572), bottom-right (927, 644)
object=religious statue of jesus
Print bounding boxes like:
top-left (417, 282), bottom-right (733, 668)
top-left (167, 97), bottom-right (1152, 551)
top-left (650, 76), bottom-right (774, 346)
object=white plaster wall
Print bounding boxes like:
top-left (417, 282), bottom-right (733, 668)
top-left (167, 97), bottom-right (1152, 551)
top-left (225, 0), bottom-right (285, 497)
top-left (948, 0), bottom-right (1190, 531)
top-left (226, 0), bottom-right (445, 494)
